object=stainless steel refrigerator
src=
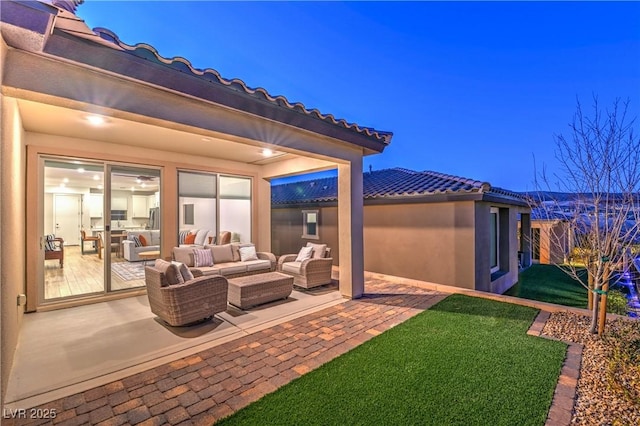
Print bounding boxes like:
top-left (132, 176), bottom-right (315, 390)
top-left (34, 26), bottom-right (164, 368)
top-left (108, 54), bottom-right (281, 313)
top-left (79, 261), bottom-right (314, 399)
top-left (148, 207), bottom-right (160, 230)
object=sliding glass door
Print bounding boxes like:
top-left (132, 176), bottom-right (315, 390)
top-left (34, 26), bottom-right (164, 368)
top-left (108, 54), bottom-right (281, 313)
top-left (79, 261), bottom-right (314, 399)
top-left (41, 156), bottom-right (161, 304)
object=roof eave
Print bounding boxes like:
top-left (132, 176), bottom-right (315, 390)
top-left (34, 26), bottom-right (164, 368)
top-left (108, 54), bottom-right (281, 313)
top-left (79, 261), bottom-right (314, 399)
top-left (39, 24), bottom-right (390, 152)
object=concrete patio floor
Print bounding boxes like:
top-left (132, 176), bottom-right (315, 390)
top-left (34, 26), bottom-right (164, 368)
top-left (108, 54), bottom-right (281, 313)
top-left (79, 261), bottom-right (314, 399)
top-left (4, 285), bottom-right (345, 411)
top-left (2, 275), bottom-right (585, 426)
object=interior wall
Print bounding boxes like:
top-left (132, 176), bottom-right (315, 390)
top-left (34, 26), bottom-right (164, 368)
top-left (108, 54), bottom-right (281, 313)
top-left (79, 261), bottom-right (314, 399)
top-left (0, 95), bottom-right (26, 406)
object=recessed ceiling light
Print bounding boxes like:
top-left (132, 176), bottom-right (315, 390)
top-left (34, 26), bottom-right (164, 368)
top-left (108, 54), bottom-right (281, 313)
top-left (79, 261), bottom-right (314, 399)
top-left (63, 178), bottom-right (69, 183)
top-left (93, 175), bottom-right (100, 181)
top-left (141, 183), bottom-right (147, 188)
top-left (86, 115), bottom-right (106, 126)
top-left (262, 148), bottom-right (274, 157)
top-left (77, 168), bottom-right (85, 173)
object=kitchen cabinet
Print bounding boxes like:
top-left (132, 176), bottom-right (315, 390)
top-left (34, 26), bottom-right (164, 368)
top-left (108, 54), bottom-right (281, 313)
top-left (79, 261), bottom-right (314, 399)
top-left (131, 195), bottom-right (148, 218)
top-left (89, 194), bottom-right (103, 218)
top-left (112, 195), bottom-right (128, 210)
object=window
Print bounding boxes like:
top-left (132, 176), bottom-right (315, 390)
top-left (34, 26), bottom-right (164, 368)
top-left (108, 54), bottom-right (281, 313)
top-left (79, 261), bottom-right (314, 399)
top-left (183, 204), bottom-right (194, 226)
top-left (302, 210), bottom-right (319, 239)
top-left (490, 207), bottom-right (499, 273)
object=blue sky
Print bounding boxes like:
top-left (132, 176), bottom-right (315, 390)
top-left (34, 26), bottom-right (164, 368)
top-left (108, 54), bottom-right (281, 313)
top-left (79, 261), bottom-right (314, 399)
top-left (76, 1), bottom-right (640, 191)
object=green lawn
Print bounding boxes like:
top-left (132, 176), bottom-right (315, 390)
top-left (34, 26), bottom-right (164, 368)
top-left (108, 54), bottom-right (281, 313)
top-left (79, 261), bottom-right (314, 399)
top-left (505, 264), bottom-right (588, 308)
top-left (216, 295), bottom-right (567, 426)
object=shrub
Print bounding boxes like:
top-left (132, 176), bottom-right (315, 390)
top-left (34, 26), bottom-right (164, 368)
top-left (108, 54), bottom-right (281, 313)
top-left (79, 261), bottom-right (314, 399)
top-left (606, 289), bottom-right (629, 315)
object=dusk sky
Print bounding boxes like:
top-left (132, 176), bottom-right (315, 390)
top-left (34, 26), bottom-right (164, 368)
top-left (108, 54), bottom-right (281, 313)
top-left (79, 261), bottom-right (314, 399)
top-left (76, 1), bottom-right (640, 191)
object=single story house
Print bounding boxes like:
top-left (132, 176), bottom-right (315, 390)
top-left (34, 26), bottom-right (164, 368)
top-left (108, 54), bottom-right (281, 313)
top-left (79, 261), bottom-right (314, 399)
top-left (0, 0), bottom-right (392, 405)
top-left (272, 167), bottom-right (533, 293)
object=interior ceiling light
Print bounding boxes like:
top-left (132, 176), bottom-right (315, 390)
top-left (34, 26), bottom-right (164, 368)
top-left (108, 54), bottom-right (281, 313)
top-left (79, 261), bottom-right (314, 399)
top-left (93, 175), bottom-right (100, 181)
top-left (141, 183), bottom-right (147, 188)
top-left (98, 184), bottom-right (103, 189)
top-left (63, 178), bottom-right (69, 183)
top-left (77, 168), bottom-right (85, 173)
top-left (262, 148), bottom-right (274, 157)
top-left (86, 115), bottom-right (106, 126)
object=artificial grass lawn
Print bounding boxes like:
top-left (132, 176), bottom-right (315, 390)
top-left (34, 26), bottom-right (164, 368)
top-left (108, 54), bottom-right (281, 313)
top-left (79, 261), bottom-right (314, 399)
top-left (505, 264), bottom-right (588, 308)
top-left (216, 295), bottom-right (567, 426)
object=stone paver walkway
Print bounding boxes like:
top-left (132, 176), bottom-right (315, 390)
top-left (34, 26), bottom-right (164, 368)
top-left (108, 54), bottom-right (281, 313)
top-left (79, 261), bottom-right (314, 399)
top-left (5, 278), bottom-right (580, 426)
top-left (6, 280), bottom-right (446, 426)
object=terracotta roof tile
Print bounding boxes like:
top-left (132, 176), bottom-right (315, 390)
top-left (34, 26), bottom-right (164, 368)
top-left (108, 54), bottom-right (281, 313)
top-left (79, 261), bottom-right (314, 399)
top-left (87, 27), bottom-right (392, 146)
top-left (272, 168), bottom-right (526, 205)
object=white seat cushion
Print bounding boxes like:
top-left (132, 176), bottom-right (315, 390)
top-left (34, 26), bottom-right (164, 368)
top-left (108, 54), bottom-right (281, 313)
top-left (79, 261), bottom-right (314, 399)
top-left (282, 261), bottom-right (302, 275)
top-left (243, 259), bottom-right (272, 272)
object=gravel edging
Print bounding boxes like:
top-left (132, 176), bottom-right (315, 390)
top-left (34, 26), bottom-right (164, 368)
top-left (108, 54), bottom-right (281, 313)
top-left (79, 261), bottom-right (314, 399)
top-left (540, 312), bottom-right (640, 425)
top-left (528, 311), bottom-right (583, 426)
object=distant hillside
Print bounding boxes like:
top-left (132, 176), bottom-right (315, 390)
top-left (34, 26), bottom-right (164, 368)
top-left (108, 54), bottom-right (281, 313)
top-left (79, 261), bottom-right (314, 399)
top-left (519, 191), bottom-right (638, 203)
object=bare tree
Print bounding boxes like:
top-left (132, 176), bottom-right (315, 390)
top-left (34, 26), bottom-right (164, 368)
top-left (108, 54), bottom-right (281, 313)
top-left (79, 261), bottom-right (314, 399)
top-left (533, 97), bottom-right (640, 335)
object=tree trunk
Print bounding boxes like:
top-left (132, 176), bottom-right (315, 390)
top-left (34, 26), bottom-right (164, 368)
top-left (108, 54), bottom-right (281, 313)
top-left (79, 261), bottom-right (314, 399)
top-left (588, 272), bottom-right (594, 310)
top-left (590, 290), bottom-right (600, 334)
top-left (597, 277), bottom-right (610, 336)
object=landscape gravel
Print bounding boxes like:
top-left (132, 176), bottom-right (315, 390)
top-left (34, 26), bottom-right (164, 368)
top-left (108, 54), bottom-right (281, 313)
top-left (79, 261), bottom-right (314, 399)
top-left (542, 312), bottom-right (640, 425)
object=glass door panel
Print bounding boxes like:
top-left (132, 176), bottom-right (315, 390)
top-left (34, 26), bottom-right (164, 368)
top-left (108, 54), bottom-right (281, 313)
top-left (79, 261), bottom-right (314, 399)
top-left (42, 159), bottom-right (104, 301)
top-left (109, 165), bottom-right (161, 291)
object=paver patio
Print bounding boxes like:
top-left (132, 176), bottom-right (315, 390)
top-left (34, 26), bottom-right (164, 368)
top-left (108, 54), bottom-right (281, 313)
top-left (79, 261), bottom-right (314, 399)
top-left (3, 278), bottom-right (578, 426)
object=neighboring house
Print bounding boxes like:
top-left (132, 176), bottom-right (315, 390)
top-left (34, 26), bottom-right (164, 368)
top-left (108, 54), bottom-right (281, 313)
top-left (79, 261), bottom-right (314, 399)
top-left (272, 168), bottom-right (533, 293)
top-left (0, 0), bottom-right (392, 405)
top-left (529, 209), bottom-right (573, 265)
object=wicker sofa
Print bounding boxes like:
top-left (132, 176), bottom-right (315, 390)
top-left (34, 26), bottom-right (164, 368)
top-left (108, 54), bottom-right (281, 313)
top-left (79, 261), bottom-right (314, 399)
top-left (172, 243), bottom-right (276, 279)
top-left (145, 264), bottom-right (228, 326)
top-left (277, 243), bottom-right (333, 289)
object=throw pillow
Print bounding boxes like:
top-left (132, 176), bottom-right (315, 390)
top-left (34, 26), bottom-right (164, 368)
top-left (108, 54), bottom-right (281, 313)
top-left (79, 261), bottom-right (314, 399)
top-left (138, 234), bottom-right (148, 247)
top-left (295, 246), bottom-right (314, 262)
top-left (44, 234), bottom-right (56, 251)
top-left (209, 244), bottom-right (234, 263)
top-left (179, 230), bottom-right (190, 245)
top-left (193, 248), bottom-right (214, 267)
top-left (172, 261), bottom-right (195, 282)
top-left (184, 232), bottom-right (196, 245)
top-left (132, 235), bottom-right (142, 247)
top-left (239, 246), bottom-right (258, 262)
top-left (172, 246), bottom-right (195, 267)
top-left (154, 259), bottom-right (184, 286)
top-left (306, 242), bottom-right (327, 259)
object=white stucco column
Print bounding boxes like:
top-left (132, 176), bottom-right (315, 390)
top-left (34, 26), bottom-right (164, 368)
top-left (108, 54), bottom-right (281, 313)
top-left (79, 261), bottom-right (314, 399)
top-left (338, 158), bottom-right (364, 299)
top-left (520, 212), bottom-right (532, 268)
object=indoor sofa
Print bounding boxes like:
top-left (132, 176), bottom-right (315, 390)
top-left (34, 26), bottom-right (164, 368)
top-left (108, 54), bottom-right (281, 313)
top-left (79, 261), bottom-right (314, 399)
top-left (172, 243), bottom-right (276, 279)
top-left (123, 230), bottom-right (160, 262)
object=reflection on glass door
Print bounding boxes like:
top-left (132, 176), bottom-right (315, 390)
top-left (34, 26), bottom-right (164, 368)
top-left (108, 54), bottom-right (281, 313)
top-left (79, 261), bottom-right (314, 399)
top-left (43, 159), bottom-right (104, 301)
top-left (109, 165), bottom-right (161, 291)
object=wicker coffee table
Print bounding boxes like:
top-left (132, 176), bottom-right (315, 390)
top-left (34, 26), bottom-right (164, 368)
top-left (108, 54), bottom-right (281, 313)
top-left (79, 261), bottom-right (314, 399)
top-left (227, 272), bottom-right (293, 309)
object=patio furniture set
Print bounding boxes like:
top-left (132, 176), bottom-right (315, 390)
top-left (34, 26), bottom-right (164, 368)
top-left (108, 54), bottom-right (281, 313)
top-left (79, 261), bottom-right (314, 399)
top-left (145, 242), bottom-right (333, 326)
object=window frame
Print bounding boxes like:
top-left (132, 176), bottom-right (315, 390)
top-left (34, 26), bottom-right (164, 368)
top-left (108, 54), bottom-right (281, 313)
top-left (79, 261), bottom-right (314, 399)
top-left (302, 209), bottom-right (320, 240)
top-left (490, 207), bottom-right (500, 273)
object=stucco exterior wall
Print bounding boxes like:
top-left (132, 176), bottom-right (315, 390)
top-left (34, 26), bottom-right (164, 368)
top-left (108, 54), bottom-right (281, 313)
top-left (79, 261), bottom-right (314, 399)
top-left (271, 206), bottom-right (339, 260)
top-left (532, 220), bottom-right (570, 265)
top-left (1, 93), bottom-right (26, 402)
top-left (363, 202), bottom-right (477, 289)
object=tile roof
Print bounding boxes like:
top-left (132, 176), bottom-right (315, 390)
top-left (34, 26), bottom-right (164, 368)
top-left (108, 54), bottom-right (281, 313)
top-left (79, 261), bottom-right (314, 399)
top-left (87, 26), bottom-right (392, 146)
top-left (272, 167), bottom-right (527, 205)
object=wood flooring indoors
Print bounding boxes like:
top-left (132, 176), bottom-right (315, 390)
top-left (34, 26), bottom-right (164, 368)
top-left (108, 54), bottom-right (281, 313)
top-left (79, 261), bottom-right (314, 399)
top-left (44, 245), bottom-right (145, 301)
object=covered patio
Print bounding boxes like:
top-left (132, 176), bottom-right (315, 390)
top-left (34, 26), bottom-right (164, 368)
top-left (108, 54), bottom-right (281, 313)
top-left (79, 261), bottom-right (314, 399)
top-left (0, 0), bottom-right (393, 409)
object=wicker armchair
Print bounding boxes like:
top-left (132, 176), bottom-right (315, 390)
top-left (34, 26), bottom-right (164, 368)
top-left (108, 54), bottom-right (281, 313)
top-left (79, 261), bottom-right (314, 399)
top-left (277, 247), bottom-right (333, 289)
top-left (145, 266), bottom-right (228, 326)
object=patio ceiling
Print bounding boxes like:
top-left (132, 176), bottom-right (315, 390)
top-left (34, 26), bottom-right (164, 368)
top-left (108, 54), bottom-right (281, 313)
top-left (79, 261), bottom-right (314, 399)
top-left (18, 99), bottom-right (297, 166)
